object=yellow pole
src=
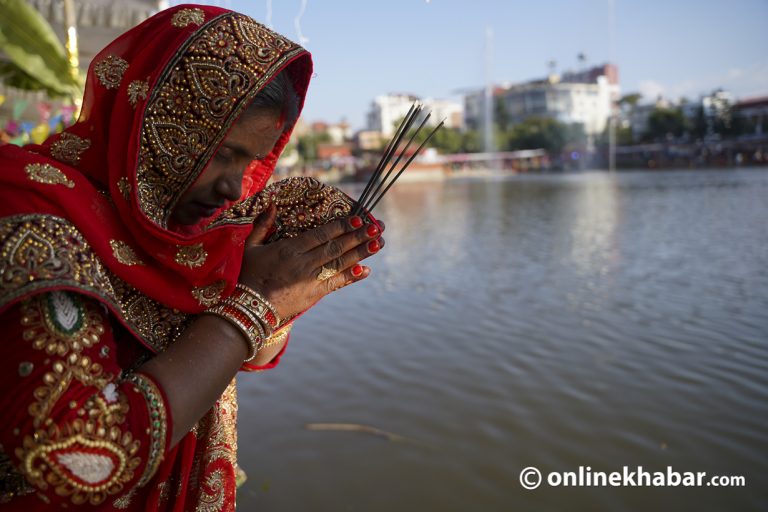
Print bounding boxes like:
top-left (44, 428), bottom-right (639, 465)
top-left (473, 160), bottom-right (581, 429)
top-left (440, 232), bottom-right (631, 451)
top-left (62, 0), bottom-right (81, 110)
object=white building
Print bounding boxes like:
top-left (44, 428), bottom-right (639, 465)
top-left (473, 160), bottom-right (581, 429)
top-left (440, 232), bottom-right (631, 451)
top-left (422, 98), bottom-right (463, 131)
top-left (367, 94), bottom-right (463, 137)
top-left (465, 64), bottom-right (620, 137)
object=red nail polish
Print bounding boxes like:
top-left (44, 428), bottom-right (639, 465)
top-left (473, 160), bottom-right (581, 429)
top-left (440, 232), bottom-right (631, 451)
top-left (367, 240), bottom-right (380, 253)
top-left (366, 224), bottom-right (379, 237)
top-left (352, 264), bottom-right (363, 277)
top-left (350, 216), bottom-right (363, 228)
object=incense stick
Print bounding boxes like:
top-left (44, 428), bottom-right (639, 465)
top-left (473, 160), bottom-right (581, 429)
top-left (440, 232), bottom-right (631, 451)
top-left (360, 111), bottom-right (432, 213)
top-left (353, 102), bottom-right (444, 218)
top-left (352, 103), bottom-right (420, 217)
top-left (366, 119), bottom-right (445, 213)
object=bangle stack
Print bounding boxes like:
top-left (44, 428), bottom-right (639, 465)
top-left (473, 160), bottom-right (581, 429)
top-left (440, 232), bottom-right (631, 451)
top-left (205, 283), bottom-right (281, 362)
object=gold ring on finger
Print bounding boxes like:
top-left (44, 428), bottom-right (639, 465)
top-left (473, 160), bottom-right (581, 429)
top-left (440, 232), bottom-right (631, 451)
top-left (316, 265), bottom-right (338, 281)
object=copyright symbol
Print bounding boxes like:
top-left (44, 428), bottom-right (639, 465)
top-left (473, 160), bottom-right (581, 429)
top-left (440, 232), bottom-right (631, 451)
top-left (519, 466), bottom-right (542, 490)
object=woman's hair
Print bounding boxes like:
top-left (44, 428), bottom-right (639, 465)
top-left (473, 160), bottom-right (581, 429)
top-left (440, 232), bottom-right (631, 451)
top-left (243, 69), bottom-right (300, 128)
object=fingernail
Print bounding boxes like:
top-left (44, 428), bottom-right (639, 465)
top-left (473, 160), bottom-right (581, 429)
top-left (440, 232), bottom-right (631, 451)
top-left (350, 216), bottom-right (363, 228)
top-left (367, 240), bottom-right (380, 253)
top-left (352, 264), bottom-right (363, 277)
top-left (366, 224), bottom-right (379, 237)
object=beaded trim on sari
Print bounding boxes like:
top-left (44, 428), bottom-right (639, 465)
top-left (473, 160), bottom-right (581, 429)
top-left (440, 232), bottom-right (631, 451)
top-left (0, 177), bottom-right (353, 353)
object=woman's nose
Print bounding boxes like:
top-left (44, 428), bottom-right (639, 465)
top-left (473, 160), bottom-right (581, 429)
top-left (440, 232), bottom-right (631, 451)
top-left (213, 172), bottom-right (243, 202)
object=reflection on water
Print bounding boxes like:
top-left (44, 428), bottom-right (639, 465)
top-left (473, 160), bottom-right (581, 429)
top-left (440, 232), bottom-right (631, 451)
top-left (237, 169), bottom-right (768, 511)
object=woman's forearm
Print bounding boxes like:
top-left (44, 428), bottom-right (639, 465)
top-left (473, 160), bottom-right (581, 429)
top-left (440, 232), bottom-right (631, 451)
top-left (137, 314), bottom-right (284, 446)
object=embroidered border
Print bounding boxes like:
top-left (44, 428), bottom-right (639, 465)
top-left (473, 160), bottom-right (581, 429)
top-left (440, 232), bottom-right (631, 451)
top-left (120, 373), bottom-right (168, 487)
top-left (136, 12), bottom-right (304, 228)
top-left (0, 214), bottom-right (189, 353)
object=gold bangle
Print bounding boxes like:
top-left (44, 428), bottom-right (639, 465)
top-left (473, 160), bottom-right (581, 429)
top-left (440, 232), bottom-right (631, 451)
top-left (206, 301), bottom-right (265, 361)
top-left (234, 283), bottom-right (281, 329)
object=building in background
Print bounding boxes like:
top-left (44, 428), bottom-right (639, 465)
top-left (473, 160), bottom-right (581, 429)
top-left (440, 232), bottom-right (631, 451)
top-left (734, 96), bottom-right (768, 136)
top-left (464, 64), bottom-right (620, 137)
top-left (366, 93), bottom-right (463, 136)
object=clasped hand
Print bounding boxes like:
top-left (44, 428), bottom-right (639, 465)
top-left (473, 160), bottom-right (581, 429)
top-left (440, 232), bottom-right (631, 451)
top-left (238, 204), bottom-right (385, 321)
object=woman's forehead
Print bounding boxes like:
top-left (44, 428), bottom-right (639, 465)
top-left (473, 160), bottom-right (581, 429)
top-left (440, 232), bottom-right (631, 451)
top-left (223, 111), bottom-right (285, 159)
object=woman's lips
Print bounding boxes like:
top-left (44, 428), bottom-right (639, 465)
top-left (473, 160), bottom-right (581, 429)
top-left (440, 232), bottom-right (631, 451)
top-left (193, 201), bottom-right (223, 217)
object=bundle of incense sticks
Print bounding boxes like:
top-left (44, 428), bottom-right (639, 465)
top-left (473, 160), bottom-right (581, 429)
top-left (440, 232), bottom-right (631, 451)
top-left (352, 102), bottom-right (444, 218)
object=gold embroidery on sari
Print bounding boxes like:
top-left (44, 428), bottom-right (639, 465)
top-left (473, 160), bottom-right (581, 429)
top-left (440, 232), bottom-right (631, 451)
top-left (109, 240), bottom-right (145, 266)
top-left (191, 280), bottom-right (226, 307)
top-left (175, 243), bottom-right (208, 268)
top-left (117, 177), bottom-right (131, 200)
top-left (112, 487), bottom-right (136, 509)
top-left (262, 325), bottom-right (291, 349)
top-left (50, 133), bottom-right (91, 165)
top-left (24, 163), bottom-right (75, 188)
top-left (127, 80), bottom-right (149, 107)
top-left (0, 179), bottom-right (345, 356)
top-left (157, 479), bottom-right (170, 503)
top-left (195, 469), bottom-right (225, 512)
top-left (0, 215), bottom-right (114, 300)
top-left (94, 55), bottom-right (129, 90)
top-left (17, 293), bottom-right (141, 506)
top-left (192, 380), bottom-right (238, 511)
top-left (171, 8), bottom-right (205, 28)
top-left (120, 373), bottom-right (167, 487)
top-left (136, 13), bottom-right (304, 227)
top-left (22, 291), bottom-right (104, 357)
top-left (0, 446), bottom-right (36, 503)
top-left (209, 177), bottom-right (353, 237)
top-left (0, 215), bottom-right (189, 354)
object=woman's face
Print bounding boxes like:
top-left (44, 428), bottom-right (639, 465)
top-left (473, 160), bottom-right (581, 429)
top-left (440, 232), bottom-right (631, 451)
top-left (170, 108), bottom-right (284, 226)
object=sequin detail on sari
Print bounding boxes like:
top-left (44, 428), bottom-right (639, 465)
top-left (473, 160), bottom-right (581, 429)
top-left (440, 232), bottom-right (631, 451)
top-left (94, 55), bottom-right (129, 90)
top-left (175, 243), bottom-right (208, 268)
top-left (109, 240), bottom-right (145, 266)
top-left (50, 133), bottom-right (91, 165)
top-left (24, 163), bottom-right (74, 188)
top-left (171, 8), bottom-right (205, 28)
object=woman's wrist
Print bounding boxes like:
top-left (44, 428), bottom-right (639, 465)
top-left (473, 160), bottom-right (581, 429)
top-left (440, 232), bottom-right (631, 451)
top-left (203, 283), bottom-right (283, 362)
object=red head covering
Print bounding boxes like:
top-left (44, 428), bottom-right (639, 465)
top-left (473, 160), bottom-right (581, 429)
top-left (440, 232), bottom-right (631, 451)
top-left (0, 5), bottom-right (312, 322)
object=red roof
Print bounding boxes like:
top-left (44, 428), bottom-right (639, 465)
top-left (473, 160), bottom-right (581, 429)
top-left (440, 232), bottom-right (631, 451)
top-left (736, 96), bottom-right (768, 108)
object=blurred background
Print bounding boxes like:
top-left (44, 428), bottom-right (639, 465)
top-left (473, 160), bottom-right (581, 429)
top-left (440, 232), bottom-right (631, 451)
top-left (2, 1), bottom-right (766, 510)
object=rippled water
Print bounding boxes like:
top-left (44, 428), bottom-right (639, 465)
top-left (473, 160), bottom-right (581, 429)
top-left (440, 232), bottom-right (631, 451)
top-left (236, 169), bottom-right (768, 511)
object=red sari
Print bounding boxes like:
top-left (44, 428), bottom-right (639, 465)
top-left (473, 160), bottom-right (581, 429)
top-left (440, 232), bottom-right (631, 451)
top-left (0, 4), bottom-right (356, 510)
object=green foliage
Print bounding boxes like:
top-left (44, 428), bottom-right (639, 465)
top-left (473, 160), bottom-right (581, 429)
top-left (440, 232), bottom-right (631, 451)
top-left (296, 132), bottom-right (331, 161)
top-left (645, 107), bottom-right (687, 141)
top-left (403, 124), bottom-right (464, 154)
top-left (0, 0), bottom-right (83, 98)
top-left (494, 99), bottom-right (509, 130)
top-left (460, 130), bottom-right (482, 153)
top-left (618, 93), bottom-right (642, 107)
top-left (503, 116), bottom-right (586, 154)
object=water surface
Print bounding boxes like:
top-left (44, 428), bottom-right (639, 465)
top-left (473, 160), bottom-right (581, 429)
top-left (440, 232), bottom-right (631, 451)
top-left (237, 169), bottom-right (768, 511)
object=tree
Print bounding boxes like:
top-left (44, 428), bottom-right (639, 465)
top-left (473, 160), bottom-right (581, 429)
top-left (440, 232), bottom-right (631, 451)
top-left (461, 130), bottom-right (482, 153)
top-left (393, 117), bottom-right (465, 154)
top-left (503, 116), bottom-right (584, 155)
top-left (494, 98), bottom-right (510, 131)
top-left (296, 132), bottom-right (331, 162)
top-left (618, 93), bottom-right (642, 108)
top-left (645, 107), bottom-right (687, 141)
top-left (0, 0), bottom-right (83, 99)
